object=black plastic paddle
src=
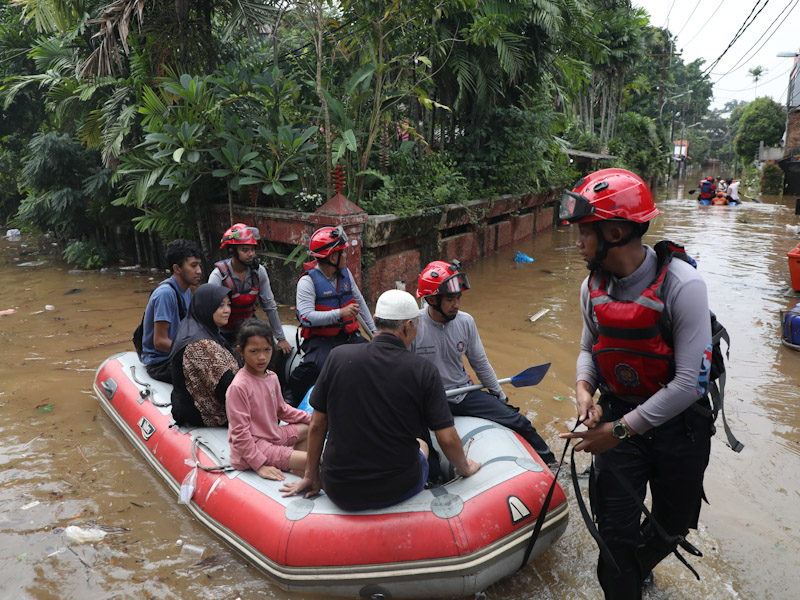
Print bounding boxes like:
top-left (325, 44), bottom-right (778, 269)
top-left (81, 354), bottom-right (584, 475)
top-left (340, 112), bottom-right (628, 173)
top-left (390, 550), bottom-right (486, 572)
top-left (445, 363), bottom-right (551, 397)
top-left (739, 192), bottom-right (761, 203)
top-left (688, 189), bottom-right (697, 195)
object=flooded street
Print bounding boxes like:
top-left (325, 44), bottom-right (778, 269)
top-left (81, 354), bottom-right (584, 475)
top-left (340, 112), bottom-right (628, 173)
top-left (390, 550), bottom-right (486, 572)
top-left (2, 181), bottom-right (799, 599)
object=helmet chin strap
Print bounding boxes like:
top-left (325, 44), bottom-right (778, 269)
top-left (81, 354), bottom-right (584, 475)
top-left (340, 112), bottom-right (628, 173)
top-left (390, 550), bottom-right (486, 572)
top-left (429, 296), bottom-right (457, 321)
top-left (587, 222), bottom-right (641, 271)
top-left (319, 253), bottom-right (341, 273)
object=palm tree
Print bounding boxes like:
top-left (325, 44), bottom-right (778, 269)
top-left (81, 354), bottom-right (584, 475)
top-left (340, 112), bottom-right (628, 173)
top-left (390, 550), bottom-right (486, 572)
top-left (748, 65), bottom-right (765, 97)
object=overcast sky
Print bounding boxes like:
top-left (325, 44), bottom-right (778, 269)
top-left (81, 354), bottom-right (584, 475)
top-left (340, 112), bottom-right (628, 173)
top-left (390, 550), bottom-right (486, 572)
top-left (632, 0), bottom-right (799, 112)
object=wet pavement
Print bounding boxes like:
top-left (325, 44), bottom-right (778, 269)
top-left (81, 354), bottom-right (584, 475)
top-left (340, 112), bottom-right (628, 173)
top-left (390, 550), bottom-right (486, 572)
top-left (1, 179), bottom-right (799, 599)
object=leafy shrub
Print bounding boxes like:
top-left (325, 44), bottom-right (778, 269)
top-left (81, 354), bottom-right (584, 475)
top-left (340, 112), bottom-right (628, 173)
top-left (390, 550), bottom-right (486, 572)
top-left (63, 240), bottom-right (107, 270)
top-left (608, 112), bottom-right (665, 181)
top-left (448, 85), bottom-right (573, 195)
top-left (760, 161), bottom-right (784, 195)
top-left (563, 122), bottom-right (603, 153)
top-left (360, 147), bottom-right (469, 216)
top-left (293, 191), bottom-right (325, 212)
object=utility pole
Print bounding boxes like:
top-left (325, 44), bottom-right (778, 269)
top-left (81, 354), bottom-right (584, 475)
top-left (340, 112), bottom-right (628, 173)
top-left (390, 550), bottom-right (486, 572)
top-left (650, 39), bottom-right (682, 119)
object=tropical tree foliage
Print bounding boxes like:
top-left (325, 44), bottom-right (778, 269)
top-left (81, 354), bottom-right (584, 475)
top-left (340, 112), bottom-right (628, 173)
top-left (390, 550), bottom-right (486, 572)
top-left (733, 97), bottom-right (785, 165)
top-left (0, 0), bottom-right (732, 266)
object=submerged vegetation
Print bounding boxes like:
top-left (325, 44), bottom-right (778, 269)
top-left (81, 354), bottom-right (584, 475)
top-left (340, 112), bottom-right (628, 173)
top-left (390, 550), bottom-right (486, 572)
top-left (0, 1), bottom-right (785, 266)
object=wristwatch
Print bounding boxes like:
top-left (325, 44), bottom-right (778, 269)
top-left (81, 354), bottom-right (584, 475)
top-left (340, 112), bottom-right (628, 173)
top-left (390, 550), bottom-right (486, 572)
top-left (612, 419), bottom-right (632, 440)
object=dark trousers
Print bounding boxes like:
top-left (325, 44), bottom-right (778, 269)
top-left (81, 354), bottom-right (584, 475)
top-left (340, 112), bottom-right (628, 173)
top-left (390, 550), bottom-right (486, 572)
top-left (145, 358), bottom-right (172, 384)
top-left (593, 396), bottom-right (713, 599)
top-left (449, 389), bottom-right (556, 464)
top-left (286, 332), bottom-right (367, 405)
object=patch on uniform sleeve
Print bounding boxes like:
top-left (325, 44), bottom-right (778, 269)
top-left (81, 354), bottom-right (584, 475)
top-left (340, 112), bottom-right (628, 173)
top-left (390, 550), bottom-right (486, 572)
top-left (696, 344), bottom-right (712, 396)
top-left (614, 363), bottom-right (640, 388)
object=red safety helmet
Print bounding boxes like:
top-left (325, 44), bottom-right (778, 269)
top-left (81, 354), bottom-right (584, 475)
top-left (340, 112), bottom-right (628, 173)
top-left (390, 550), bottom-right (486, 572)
top-left (558, 168), bottom-right (660, 225)
top-left (220, 223), bottom-right (260, 249)
top-left (308, 226), bottom-right (349, 259)
top-left (416, 260), bottom-right (470, 299)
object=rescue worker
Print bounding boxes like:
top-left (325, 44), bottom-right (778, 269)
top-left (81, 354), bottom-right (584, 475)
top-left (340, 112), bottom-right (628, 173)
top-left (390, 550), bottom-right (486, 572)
top-left (411, 260), bottom-right (557, 468)
top-left (697, 176), bottom-right (715, 203)
top-left (208, 223), bottom-right (292, 354)
top-left (711, 191), bottom-right (728, 206)
top-left (558, 168), bottom-right (715, 599)
top-left (286, 226), bottom-right (377, 405)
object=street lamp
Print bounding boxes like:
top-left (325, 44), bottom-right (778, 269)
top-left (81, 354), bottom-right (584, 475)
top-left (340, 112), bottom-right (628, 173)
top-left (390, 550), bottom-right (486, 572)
top-left (776, 51), bottom-right (800, 57)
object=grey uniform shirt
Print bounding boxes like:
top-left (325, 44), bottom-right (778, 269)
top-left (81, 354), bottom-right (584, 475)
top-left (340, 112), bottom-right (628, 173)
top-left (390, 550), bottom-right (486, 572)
top-left (410, 307), bottom-right (502, 403)
top-left (295, 266), bottom-right (376, 333)
top-left (208, 263), bottom-right (286, 341)
top-left (577, 245), bottom-right (711, 434)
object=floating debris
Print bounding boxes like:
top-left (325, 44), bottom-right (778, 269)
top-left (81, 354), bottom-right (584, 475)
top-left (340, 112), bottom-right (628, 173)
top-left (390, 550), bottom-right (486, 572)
top-left (529, 309), bottom-right (550, 323)
top-left (17, 260), bottom-right (48, 267)
top-left (65, 526), bottom-right (107, 543)
top-left (514, 251), bottom-right (535, 263)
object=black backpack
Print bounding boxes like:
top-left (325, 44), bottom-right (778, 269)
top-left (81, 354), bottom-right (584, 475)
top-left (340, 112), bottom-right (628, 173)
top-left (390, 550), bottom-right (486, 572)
top-left (132, 282), bottom-right (186, 359)
top-left (654, 241), bottom-right (743, 453)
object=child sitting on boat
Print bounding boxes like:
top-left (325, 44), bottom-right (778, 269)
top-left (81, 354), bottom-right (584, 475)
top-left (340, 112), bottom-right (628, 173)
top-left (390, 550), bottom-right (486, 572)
top-left (226, 318), bottom-right (311, 481)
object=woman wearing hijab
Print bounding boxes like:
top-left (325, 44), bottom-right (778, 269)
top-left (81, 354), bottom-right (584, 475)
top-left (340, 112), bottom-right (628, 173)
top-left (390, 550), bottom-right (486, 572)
top-left (170, 284), bottom-right (240, 427)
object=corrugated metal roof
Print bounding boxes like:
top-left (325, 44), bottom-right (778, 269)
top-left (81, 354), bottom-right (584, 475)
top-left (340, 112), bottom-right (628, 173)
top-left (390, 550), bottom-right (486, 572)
top-left (563, 149), bottom-right (617, 160)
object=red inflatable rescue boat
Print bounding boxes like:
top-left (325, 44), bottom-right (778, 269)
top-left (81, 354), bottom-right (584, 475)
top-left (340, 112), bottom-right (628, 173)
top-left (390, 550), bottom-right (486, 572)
top-left (93, 349), bottom-right (568, 598)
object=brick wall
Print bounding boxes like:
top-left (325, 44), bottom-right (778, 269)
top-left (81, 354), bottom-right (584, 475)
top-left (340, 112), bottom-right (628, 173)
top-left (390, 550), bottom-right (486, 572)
top-left (786, 110), bottom-right (800, 152)
top-left (210, 190), bottom-right (559, 304)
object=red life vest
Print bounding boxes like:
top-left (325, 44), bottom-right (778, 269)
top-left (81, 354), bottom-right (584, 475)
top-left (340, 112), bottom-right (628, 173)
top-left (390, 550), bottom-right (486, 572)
top-left (699, 180), bottom-right (715, 199)
top-left (589, 246), bottom-right (678, 400)
top-left (214, 259), bottom-right (259, 332)
top-left (298, 267), bottom-right (359, 338)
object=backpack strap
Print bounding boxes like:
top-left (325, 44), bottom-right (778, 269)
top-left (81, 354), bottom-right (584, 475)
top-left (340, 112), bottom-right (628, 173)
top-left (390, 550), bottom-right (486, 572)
top-left (164, 280), bottom-right (186, 320)
top-left (692, 316), bottom-right (743, 452)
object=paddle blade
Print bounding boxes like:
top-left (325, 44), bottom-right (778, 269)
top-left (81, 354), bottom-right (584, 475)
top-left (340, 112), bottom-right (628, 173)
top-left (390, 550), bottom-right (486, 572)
top-left (688, 189), bottom-right (697, 195)
top-left (509, 363), bottom-right (551, 387)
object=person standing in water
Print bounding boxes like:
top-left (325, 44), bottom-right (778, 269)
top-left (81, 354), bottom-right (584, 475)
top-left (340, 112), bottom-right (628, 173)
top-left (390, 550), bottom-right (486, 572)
top-left (558, 168), bottom-right (715, 599)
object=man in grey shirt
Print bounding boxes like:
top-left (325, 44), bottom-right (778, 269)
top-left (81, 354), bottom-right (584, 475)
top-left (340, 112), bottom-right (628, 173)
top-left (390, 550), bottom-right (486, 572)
top-left (559, 168), bottom-right (715, 599)
top-left (410, 260), bottom-right (556, 471)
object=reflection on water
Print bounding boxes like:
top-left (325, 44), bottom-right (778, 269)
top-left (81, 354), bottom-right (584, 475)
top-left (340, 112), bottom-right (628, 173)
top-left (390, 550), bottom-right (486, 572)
top-left (1, 182), bottom-right (799, 599)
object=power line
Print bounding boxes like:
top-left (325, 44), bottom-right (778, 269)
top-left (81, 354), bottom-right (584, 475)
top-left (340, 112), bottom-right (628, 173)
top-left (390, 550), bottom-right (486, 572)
top-left (700, 0), bottom-right (771, 76)
top-left (711, 0), bottom-right (799, 81)
top-left (663, 0), bottom-right (677, 27)
top-left (678, 0), bottom-right (727, 45)
top-left (713, 64), bottom-right (791, 91)
top-left (672, 0), bottom-right (703, 38)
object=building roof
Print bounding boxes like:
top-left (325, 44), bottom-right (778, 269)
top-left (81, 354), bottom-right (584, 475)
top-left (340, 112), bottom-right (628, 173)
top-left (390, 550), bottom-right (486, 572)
top-left (562, 149), bottom-right (617, 160)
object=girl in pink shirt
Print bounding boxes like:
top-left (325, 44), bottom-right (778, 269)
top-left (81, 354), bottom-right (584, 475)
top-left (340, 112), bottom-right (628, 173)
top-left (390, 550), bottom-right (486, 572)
top-left (226, 319), bottom-right (310, 480)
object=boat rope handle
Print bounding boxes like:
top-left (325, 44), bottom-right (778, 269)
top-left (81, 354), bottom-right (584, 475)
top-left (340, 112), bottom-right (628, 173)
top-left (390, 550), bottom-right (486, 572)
top-left (129, 366), bottom-right (170, 407)
top-left (190, 438), bottom-right (235, 473)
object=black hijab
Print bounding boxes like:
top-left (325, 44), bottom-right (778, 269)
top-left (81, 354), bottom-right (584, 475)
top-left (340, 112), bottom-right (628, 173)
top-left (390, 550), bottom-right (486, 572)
top-left (168, 284), bottom-right (231, 361)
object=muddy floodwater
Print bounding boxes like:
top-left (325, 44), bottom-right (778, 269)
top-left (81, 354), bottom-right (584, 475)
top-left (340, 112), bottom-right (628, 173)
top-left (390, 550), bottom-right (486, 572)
top-left (2, 183), bottom-right (799, 600)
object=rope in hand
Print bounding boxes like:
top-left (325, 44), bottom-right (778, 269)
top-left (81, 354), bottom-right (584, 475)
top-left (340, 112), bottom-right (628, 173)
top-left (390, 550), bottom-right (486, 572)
top-left (519, 418), bottom-right (584, 569)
